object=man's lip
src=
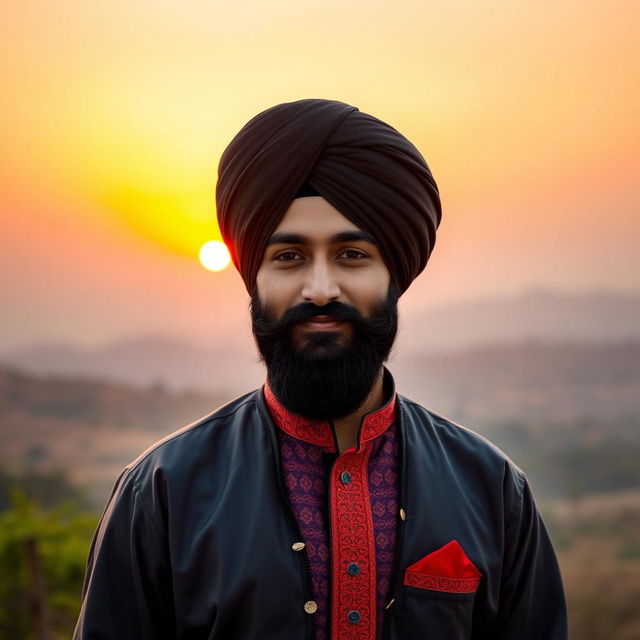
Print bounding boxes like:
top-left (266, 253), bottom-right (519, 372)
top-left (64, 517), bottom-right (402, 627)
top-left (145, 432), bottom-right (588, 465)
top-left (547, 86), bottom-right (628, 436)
top-left (298, 315), bottom-right (346, 330)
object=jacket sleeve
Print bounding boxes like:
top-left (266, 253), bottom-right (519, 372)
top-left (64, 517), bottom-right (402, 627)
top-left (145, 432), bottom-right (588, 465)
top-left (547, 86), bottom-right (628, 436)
top-left (495, 465), bottom-right (568, 640)
top-left (73, 468), bottom-right (176, 639)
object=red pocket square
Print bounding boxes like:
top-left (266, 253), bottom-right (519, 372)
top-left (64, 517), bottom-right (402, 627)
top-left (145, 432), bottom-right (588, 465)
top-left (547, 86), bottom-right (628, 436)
top-left (404, 540), bottom-right (481, 593)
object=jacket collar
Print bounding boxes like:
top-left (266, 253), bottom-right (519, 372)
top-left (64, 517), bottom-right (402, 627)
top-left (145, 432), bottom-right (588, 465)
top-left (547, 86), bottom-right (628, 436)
top-left (263, 368), bottom-right (397, 450)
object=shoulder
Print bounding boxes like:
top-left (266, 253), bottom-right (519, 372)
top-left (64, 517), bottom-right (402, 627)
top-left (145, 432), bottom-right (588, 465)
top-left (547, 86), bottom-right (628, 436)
top-left (397, 394), bottom-right (527, 501)
top-left (120, 388), bottom-right (265, 487)
top-left (398, 394), bottom-right (515, 460)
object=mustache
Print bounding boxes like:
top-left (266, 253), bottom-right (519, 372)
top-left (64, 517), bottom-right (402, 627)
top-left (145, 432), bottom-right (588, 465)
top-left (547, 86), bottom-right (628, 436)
top-left (251, 293), bottom-right (399, 363)
top-left (262, 300), bottom-right (368, 331)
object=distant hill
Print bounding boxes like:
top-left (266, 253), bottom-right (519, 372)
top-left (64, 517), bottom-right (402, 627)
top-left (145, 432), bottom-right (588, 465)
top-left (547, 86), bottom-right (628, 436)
top-left (393, 340), bottom-right (640, 426)
top-left (0, 367), bottom-right (230, 430)
top-left (0, 335), bottom-right (264, 393)
top-left (2, 289), bottom-right (639, 392)
top-left (400, 288), bottom-right (640, 350)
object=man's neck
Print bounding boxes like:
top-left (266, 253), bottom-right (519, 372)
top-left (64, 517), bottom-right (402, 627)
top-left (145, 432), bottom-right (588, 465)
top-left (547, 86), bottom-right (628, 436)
top-left (332, 368), bottom-right (385, 453)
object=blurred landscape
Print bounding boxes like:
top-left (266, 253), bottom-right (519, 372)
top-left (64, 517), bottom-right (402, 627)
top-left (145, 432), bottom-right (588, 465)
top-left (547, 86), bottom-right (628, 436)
top-left (1, 289), bottom-right (639, 638)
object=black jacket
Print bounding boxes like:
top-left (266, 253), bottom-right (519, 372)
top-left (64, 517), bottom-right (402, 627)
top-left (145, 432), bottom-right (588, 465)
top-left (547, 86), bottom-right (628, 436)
top-left (74, 388), bottom-right (567, 639)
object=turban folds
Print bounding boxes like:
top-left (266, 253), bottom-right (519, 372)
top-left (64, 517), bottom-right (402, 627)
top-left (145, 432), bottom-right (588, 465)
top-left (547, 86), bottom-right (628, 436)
top-left (216, 98), bottom-right (442, 296)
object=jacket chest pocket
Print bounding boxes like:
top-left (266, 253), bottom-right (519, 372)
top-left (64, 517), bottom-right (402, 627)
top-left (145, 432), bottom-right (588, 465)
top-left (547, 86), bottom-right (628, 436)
top-left (399, 586), bottom-right (475, 640)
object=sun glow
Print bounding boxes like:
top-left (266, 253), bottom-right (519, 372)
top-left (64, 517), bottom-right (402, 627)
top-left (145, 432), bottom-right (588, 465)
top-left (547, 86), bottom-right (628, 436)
top-left (199, 241), bottom-right (231, 272)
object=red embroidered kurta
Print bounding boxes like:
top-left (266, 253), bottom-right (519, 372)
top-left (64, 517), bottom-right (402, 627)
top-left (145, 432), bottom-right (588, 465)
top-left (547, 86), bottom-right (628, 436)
top-left (264, 381), bottom-right (399, 640)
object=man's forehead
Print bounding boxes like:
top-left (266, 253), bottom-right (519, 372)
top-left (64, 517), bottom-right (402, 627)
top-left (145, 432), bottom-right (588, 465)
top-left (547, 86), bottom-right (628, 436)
top-left (266, 229), bottom-right (377, 247)
top-left (268, 196), bottom-right (375, 245)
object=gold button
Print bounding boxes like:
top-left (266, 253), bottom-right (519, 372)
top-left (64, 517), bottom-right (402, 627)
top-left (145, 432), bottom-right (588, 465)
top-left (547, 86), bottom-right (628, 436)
top-left (399, 508), bottom-right (406, 521)
top-left (304, 600), bottom-right (318, 614)
top-left (292, 542), bottom-right (305, 552)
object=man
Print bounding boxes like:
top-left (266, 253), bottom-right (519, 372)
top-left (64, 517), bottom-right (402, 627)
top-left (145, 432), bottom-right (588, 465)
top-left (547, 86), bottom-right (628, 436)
top-left (75, 98), bottom-right (567, 639)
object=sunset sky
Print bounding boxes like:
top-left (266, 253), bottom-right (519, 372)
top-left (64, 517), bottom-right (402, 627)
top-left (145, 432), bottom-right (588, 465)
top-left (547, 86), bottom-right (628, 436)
top-left (1, 0), bottom-right (638, 352)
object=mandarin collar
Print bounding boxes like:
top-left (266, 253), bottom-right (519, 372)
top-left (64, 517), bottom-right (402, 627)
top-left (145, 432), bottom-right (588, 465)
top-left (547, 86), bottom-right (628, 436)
top-left (263, 368), bottom-right (397, 451)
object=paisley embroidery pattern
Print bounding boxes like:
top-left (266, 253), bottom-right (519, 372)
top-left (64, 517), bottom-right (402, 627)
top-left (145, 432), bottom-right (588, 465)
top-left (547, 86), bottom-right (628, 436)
top-left (360, 396), bottom-right (397, 444)
top-left (279, 430), bottom-right (332, 635)
top-left (263, 384), bottom-right (334, 447)
top-left (330, 445), bottom-right (377, 639)
top-left (404, 571), bottom-right (480, 593)
top-left (368, 433), bottom-right (398, 636)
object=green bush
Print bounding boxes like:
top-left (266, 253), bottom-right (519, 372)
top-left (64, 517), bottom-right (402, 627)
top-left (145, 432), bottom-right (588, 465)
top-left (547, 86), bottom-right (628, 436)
top-left (0, 490), bottom-right (97, 640)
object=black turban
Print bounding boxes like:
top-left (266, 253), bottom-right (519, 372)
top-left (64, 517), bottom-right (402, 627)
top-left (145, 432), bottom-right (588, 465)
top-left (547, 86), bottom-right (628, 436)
top-left (216, 98), bottom-right (442, 296)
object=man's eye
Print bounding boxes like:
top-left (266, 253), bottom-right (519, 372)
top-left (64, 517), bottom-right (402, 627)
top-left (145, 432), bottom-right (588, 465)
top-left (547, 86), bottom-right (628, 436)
top-left (339, 249), bottom-right (368, 260)
top-left (274, 251), bottom-right (303, 261)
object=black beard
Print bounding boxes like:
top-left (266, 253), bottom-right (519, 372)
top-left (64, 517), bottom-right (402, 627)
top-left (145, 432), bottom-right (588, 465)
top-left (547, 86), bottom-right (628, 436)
top-left (251, 285), bottom-right (399, 421)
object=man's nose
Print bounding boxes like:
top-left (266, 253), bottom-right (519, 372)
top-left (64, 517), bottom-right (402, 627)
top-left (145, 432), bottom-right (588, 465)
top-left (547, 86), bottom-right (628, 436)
top-left (301, 260), bottom-right (341, 307)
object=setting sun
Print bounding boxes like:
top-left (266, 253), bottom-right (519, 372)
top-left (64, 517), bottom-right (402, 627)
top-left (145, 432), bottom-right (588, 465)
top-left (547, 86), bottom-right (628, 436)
top-left (199, 240), bottom-right (231, 272)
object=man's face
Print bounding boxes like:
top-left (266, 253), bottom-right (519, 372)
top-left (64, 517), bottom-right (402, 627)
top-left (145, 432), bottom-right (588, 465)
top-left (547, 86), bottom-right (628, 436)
top-left (252, 197), bottom-right (397, 421)
top-left (255, 196), bottom-right (391, 341)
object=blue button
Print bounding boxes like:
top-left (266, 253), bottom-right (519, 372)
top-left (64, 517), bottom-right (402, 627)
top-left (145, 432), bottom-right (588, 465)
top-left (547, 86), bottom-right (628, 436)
top-left (340, 471), bottom-right (351, 485)
top-left (347, 562), bottom-right (360, 576)
top-left (348, 610), bottom-right (361, 624)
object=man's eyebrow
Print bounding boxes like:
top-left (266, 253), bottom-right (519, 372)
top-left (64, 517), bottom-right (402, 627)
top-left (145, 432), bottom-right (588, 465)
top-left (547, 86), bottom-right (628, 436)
top-left (330, 230), bottom-right (377, 245)
top-left (266, 232), bottom-right (308, 247)
top-left (266, 230), bottom-right (377, 247)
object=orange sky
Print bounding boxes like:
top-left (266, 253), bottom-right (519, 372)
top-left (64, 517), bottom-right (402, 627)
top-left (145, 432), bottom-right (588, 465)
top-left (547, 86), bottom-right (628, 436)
top-left (1, 0), bottom-right (638, 350)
